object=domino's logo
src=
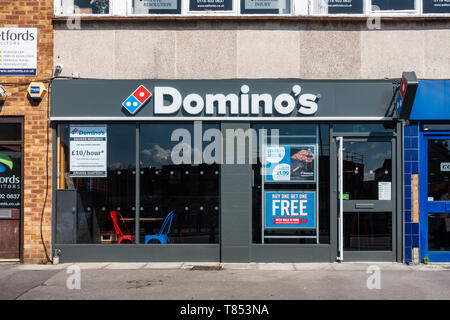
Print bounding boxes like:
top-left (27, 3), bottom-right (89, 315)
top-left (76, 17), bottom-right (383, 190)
top-left (122, 85), bottom-right (152, 115)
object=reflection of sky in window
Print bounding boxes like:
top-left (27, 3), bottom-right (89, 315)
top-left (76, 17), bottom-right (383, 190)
top-left (140, 123), bottom-right (220, 167)
top-left (344, 142), bottom-right (391, 181)
top-left (108, 125), bottom-right (136, 170)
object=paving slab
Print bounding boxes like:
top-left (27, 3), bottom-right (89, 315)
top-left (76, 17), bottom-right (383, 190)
top-left (104, 263), bottom-right (146, 270)
top-left (68, 263), bottom-right (111, 270)
top-left (256, 263), bottom-right (295, 271)
top-left (181, 262), bottom-right (221, 270)
top-left (144, 263), bottom-right (183, 269)
top-left (16, 264), bottom-right (68, 271)
top-left (293, 263), bottom-right (334, 271)
top-left (330, 263), bottom-right (371, 271)
top-left (221, 263), bottom-right (257, 270)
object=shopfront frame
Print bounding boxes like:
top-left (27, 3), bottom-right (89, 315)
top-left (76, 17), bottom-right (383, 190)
top-left (50, 79), bottom-right (404, 263)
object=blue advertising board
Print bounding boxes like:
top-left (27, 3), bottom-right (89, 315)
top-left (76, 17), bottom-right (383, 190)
top-left (264, 145), bottom-right (316, 183)
top-left (264, 191), bottom-right (316, 229)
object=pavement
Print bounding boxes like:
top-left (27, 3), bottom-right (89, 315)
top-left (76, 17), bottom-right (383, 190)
top-left (0, 262), bottom-right (449, 300)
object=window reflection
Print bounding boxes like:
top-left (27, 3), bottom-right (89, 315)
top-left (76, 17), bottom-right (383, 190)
top-left (58, 124), bottom-right (136, 244)
top-left (343, 141), bottom-right (392, 200)
top-left (428, 140), bottom-right (450, 201)
top-left (139, 123), bottom-right (220, 244)
top-left (428, 213), bottom-right (450, 251)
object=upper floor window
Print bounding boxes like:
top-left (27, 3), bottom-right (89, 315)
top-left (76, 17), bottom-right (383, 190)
top-left (371, 0), bottom-right (415, 11)
top-left (56, 0), bottom-right (450, 16)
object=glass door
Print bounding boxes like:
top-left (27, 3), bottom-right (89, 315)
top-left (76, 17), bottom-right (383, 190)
top-left (335, 136), bottom-right (396, 261)
top-left (421, 136), bottom-right (450, 262)
top-left (0, 145), bottom-right (22, 260)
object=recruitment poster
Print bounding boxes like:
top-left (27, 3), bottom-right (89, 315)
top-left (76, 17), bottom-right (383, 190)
top-left (264, 145), bottom-right (316, 183)
top-left (70, 125), bottom-right (107, 177)
top-left (265, 191), bottom-right (316, 229)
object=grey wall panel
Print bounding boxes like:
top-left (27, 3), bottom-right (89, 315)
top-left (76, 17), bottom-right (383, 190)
top-left (250, 245), bottom-right (332, 262)
top-left (56, 190), bottom-right (77, 244)
top-left (55, 244), bottom-right (220, 262)
top-left (220, 123), bottom-right (252, 262)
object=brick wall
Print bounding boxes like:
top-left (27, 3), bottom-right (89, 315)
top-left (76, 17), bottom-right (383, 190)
top-left (0, 0), bottom-right (53, 263)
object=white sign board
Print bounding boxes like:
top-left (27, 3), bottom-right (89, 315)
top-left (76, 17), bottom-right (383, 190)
top-left (378, 182), bottom-right (391, 201)
top-left (0, 28), bottom-right (37, 76)
top-left (440, 162), bottom-right (450, 171)
top-left (70, 125), bottom-right (107, 177)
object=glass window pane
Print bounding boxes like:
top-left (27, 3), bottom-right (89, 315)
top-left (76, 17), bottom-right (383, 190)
top-left (344, 212), bottom-right (392, 251)
top-left (58, 124), bottom-right (136, 244)
top-left (372, 0), bottom-right (415, 10)
top-left (333, 123), bottom-right (395, 133)
top-left (315, 0), bottom-right (364, 14)
top-left (0, 123), bottom-right (21, 141)
top-left (428, 213), bottom-right (450, 251)
top-left (190, 0), bottom-right (233, 11)
top-left (140, 123), bottom-right (220, 244)
top-left (428, 140), bottom-right (450, 201)
top-left (241, 0), bottom-right (290, 14)
top-left (423, 0), bottom-right (450, 14)
top-left (72, 0), bottom-right (110, 14)
top-left (133, 0), bottom-right (181, 14)
top-left (343, 141), bottom-right (392, 200)
top-left (251, 123), bottom-right (330, 244)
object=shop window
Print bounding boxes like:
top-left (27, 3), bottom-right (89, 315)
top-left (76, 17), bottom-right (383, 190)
top-left (428, 213), bottom-right (450, 251)
top-left (189, 0), bottom-right (233, 11)
top-left (251, 124), bottom-right (330, 244)
top-left (139, 123), bottom-right (220, 244)
top-left (371, 0), bottom-right (415, 11)
top-left (133, 0), bottom-right (182, 14)
top-left (423, 0), bottom-right (450, 14)
top-left (62, 0), bottom-right (111, 14)
top-left (240, 0), bottom-right (290, 14)
top-left (314, 0), bottom-right (364, 14)
top-left (57, 124), bottom-right (136, 244)
top-left (427, 139), bottom-right (450, 201)
top-left (0, 123), bottom-right (21, 141)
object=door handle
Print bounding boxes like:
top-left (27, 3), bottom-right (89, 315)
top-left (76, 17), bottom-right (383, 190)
top-left (355, 203), bottom-right (375, 209)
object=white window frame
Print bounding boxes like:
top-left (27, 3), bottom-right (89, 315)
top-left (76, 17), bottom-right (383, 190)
top-left (54, 0), bottom-right (450, 17)
top-left (55, 0), bottom-right (118, 16)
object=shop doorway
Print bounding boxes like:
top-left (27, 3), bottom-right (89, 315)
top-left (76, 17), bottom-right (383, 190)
top-left (420, 134), bottom-right (450, 262)
top-left (0, 143), bottom-right (22, 260)
top-left (332, 131), bottom-right (397, 261)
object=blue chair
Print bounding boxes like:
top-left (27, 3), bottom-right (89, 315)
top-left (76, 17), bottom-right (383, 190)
top-left (144, 211), bottom-right (175, 244)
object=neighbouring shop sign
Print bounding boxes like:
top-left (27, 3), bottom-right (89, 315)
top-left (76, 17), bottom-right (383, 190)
top-left (134, 0), bottom-right (181, 13)
top-left (264, 145), bottom-right (316, 183)
top-left (265, 191), bottom-right (316, 229)
top-left (423, 0), bottom-right (450, 13)
top-left (0, 28), bottom-right (37, 76)
top-left (190, 0), bottom-right (232, 11)
top-left (70, 125), bottom-right (107, 177)
top-left (0, 151), bottom-right (21, 208)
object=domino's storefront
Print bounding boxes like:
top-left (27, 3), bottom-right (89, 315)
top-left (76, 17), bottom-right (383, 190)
top-left (50, 78), bottom-right (403, 263)
top-left (399, 78), bottom-right (450, 263)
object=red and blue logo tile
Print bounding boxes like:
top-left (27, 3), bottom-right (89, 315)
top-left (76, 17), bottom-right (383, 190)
top-left (122, 85), bottom-right (152, 115)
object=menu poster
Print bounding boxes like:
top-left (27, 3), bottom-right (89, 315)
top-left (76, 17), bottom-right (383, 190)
top-left (327, 0), bottom-right (363, 14)
top-left (265, 145), bottom-right (316, 183)
top-left (190, 0), bottom-right (232, 11)
top-left (134, 0), bottom-right (181, 14)
top-left (423, 0), bottom-right (450, 13)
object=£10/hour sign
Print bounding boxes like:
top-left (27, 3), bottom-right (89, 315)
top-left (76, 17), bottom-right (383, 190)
top-left (265, 191), bottom-right (316, 229)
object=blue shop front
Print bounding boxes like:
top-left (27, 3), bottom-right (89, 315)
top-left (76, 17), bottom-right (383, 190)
top-left (399, 76), bottom-right (450, 263)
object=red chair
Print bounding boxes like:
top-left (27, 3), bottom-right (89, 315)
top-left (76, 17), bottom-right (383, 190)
top-left (110, 211), bottom-right (135, 244)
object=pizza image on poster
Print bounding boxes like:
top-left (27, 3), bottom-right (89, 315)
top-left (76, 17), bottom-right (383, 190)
top-left (264, 145), bottom-right (316, 183)
top-left (290, 147), bottom-right (315, 182)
